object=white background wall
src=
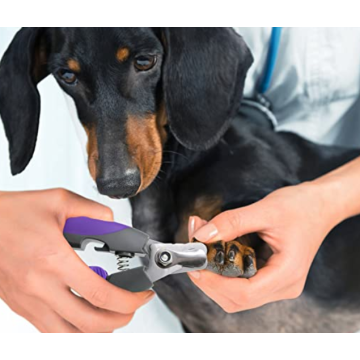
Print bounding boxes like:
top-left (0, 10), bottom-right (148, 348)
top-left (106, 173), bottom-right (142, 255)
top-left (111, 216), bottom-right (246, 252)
top-left (0, 27), bottom-right (182, 333)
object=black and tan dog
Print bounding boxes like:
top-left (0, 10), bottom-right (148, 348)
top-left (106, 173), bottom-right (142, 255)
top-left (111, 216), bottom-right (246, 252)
top-left (1, 28), bottom-right (360, 332)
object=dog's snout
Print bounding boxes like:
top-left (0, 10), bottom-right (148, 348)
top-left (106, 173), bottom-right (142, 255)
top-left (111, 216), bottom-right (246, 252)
top-left (96, 167), bottom-right (141, 199)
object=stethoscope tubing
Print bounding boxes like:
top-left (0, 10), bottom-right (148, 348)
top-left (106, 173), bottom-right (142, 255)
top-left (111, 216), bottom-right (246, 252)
top-left (258, 27), bottom-right (282, 94)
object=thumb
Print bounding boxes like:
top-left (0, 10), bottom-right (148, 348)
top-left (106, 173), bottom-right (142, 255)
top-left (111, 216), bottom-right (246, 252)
top-left (192, 202), bottom-right (266, 243)
top-left (188, 216), bottom-right (208, 240)
top-left (57, 190), bottom-right (114, 224)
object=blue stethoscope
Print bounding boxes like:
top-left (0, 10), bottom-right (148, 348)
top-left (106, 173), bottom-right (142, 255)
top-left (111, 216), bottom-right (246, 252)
top-left (240, 27), bottom-right (282, 130)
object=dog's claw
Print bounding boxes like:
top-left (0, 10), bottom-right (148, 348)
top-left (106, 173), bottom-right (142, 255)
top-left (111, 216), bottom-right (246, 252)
top-left (243, 254), bottom-right (257, 278)
top-left (215, 250), bottom-right (225, 265)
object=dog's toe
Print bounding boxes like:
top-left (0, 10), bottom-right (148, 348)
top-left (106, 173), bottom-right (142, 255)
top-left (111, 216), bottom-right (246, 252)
top-left (206, 241), bottom-right (226, 274)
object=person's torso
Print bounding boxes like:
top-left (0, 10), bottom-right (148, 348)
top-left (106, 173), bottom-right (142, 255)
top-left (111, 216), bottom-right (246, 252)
top-left (234, 27), bottom-right (360, 148)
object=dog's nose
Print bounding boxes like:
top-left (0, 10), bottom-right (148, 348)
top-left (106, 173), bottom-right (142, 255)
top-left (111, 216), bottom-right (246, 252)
top-left (96, 168), bottom-right (141, 199)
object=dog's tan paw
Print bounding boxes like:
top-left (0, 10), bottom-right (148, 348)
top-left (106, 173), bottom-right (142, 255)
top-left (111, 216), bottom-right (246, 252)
top-left (205, 238), bottom-right (257, 278)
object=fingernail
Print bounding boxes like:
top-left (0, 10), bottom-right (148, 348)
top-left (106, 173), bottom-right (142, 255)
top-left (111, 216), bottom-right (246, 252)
top-left (188, 216), bottom-right (196, 239)
top-left (188, 271), bottom-right (201, 280)
top-left (193, 223), bottom-right (218, 242)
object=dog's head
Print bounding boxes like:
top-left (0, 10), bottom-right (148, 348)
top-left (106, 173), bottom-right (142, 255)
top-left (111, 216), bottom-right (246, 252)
top-left (0, 28), bottom-right (253, 198)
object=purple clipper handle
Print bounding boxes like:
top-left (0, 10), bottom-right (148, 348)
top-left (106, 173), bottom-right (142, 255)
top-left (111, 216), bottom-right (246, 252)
top-left (63, 217), bottom-right (149, 255)
top-left (63, 217), bottom-right (153, 292)
top-left (89, 266), bottom-right (108, 279)
top-left (64, 217), bottom-right (129, 236)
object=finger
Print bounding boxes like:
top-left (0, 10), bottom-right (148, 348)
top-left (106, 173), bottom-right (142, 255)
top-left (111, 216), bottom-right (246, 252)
top-left (51, 189), bottom-right (114, 224)
top-left (189, 270), bottom-right (267, 312)
top-left (47, 285), bottom-right (135, 333)
top-left (202, 256), bottom-right (283, 297)
top-left (188, 216), bottom-right (208, 240)
top-left (38, 310), bottom-right (82, 333)
top-left (188, 271), bottom-right (239, 311)
top-left (65, 191), bottom-right (114, 221)
top-left (189, 253), bottom-right (289, 310)
top-left (19, 297), bottom-right (81, 333)
top-left (61, 251), bottom-right (155, 314)
top-left (192, 202), bottom-right (267, 242)
top-left (245, 253), bottom-right (295, 297)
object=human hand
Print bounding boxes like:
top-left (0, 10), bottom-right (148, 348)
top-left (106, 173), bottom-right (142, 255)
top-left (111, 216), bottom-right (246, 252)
top-left (187, 182), bottom-right (343, 313)
top-left (0, 189), bottom-right (154, 332)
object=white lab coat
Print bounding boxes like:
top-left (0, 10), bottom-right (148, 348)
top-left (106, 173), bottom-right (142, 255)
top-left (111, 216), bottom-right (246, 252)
top-left (235, 27), bottom-right (360, 147)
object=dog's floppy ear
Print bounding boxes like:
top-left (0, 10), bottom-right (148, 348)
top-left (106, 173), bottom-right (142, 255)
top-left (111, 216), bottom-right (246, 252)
top-left (0, 27), bottom-right (49, 175)
top-left (161, 28), bottom-right (253, 151)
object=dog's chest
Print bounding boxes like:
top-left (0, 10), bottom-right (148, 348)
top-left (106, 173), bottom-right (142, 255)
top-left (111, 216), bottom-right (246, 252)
top-left (131, 184), bottom-right (178, 244)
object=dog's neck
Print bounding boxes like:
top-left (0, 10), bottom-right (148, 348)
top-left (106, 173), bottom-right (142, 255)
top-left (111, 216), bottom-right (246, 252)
top-left (160, 115), bottom-right (252, 180)
top-left (160, 134), bottom-right (210, 181)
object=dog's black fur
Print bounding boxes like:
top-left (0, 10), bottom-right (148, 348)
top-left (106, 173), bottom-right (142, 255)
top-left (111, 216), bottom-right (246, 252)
top-left (1, 28), bottom-right (360, 332)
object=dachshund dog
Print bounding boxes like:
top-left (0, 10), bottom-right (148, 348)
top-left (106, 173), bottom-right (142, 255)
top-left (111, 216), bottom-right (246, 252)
top-left (1, 28), bottom-right (360, 332)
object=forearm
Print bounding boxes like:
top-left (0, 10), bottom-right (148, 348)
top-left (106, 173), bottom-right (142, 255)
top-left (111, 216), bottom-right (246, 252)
top-left (310, 156), bottom-right (360, 225)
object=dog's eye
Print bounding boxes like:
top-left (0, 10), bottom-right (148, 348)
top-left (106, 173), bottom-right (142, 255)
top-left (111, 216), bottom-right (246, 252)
top-left (134, 55), bottom-right (157, 71)
top-left (58, 69), bottom-right (77, 85)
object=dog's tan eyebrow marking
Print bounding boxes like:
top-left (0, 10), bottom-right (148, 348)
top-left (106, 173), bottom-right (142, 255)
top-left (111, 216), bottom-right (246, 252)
top-left (67, 59), bottom-right (81, 72)
top-left (116, 47), bottom-right (130, 62)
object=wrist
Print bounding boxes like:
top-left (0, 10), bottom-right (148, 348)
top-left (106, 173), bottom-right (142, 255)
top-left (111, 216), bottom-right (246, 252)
top-left (307, 176), bottom-right (349, 227)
